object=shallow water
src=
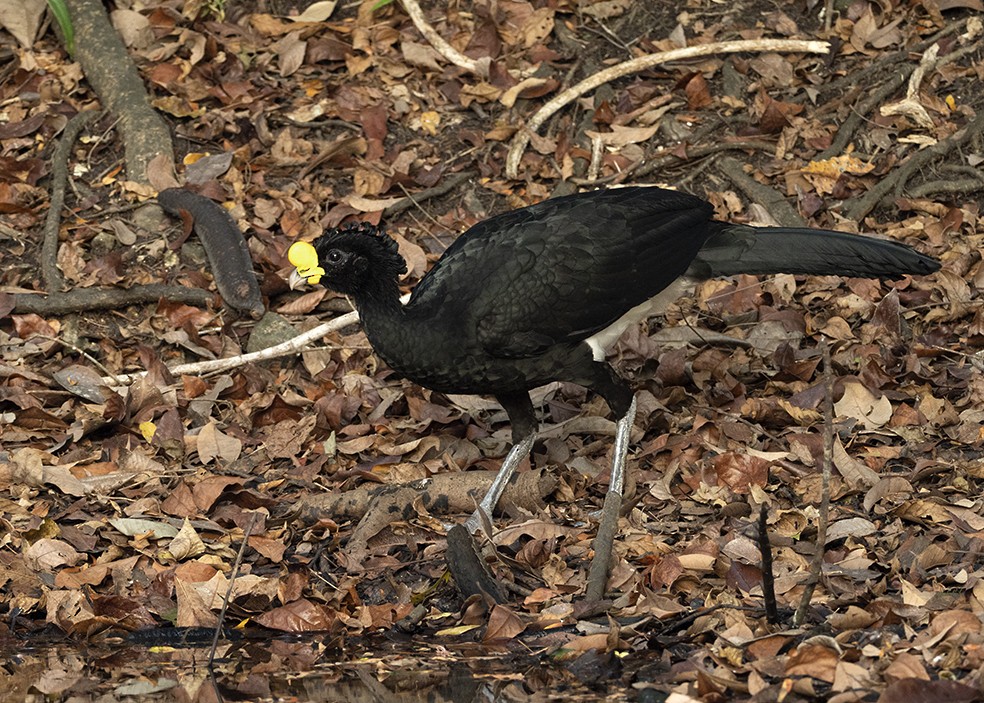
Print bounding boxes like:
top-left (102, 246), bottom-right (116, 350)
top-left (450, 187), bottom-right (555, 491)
top-left (0, 635), bottom-right (658, 702)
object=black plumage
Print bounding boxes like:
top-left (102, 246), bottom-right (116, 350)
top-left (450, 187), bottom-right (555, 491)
top-left (291, 186), bottom-right (939, 445)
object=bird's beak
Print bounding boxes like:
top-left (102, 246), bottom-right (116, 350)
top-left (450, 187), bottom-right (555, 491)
top-left (288, 269), bottom-right (308, 291)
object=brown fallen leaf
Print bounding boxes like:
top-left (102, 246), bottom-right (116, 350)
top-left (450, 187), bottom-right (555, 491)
top-left (785, 642), bottom-right (839, 683)
top-left (483, 604), bottom-right (526, 642)
top-left (196, 420), bottom-right (242, 464)
top-left (254, 597), bottom-right (337, 633)
top-left (834, 382), bottom-right (892, 430)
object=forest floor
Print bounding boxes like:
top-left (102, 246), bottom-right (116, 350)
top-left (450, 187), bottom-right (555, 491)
top-left (1, 0), bottom-right (984, 701)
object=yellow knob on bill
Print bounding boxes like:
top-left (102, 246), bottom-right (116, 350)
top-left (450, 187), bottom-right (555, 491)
top-left (287, 241), bottom-right (325, 288)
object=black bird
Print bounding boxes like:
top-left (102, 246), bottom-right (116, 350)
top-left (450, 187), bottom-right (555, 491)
top-left (288, 186), bottom-right (939, 595)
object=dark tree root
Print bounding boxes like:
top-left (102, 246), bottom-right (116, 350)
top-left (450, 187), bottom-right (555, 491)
top-left (819, 38), bottom-right (982, 164)
top-left (758, 504), bottom-right (779, 625)
top-left (43, 110), bottom-right (99, 293)
top-left (11, 112), bottom-right (214, 317)
top-left (816, 71), bottom-right (910, 162)
top-left (446, 524), bottom-right (506, 603)
top-left (847, 108), bottom-right (984, 222)
top-left (158, 189), bottom-right (265, 318)
top-left (908, 178), bottom-right (984, 200)
top-left (9, 1), bottom-right (230, 318)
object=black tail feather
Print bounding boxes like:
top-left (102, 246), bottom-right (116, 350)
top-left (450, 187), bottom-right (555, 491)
top-left (692, 223), bottom-right (940, 280)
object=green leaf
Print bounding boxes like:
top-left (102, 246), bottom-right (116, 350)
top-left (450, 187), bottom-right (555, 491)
top-left (46, 0), bottom-right (74, 55)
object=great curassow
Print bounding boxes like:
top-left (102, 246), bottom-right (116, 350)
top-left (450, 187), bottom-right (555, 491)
top-left (287, 186), bottom-right (940, 599)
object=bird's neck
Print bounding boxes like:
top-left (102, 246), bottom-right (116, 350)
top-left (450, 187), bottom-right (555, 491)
top-left (351, 276), bottom-right (406, 334)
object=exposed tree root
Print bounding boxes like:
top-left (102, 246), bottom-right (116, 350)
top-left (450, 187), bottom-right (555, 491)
top-left (384, 170), bottom-right (477, 218)
top-left (298, 467), bottom-right (556, 525)
top-left (16, 111), bottom-right (213, 319)
top-left (847, 107), bottom-right (984, 222)
top-left (577, 140), bottom-right (776, 186)
top-left (297, 467), bottom-right (557, 570)
top-left (43, 111), bottom-right (98, 293)
top-left (65, 0), bottom-right (174, 183)
top-left (717, 156), bottom-right (807, 228)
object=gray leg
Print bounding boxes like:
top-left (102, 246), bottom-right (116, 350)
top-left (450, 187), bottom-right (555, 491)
top-left (608, 393), bottom-right (636, 497)
top-left (586, 394), bottom-right (637, 602)
top-left (463, 432), bottom-right (536, 534)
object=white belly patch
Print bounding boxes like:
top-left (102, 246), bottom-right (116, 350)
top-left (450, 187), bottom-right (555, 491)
top-left (584, 276), bottom-right (697, 361)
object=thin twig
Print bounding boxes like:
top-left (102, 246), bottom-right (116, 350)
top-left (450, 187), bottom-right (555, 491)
top-left (208, 512), bottom-right (257, 668)
top-left (793, 339), bottom-right (833, 626)
top-left (12, 284), bottom-right (212, 316)
top-left (103, 309), bottom-right (355, 385)
top-left (35, 334), bottom-right (116, 379)
top-left (505, 39), bottom-right (830, 179)
top-left (758, 503), bottom-right (779, 624)
top-left (101, 293), bottom-right (412, 386)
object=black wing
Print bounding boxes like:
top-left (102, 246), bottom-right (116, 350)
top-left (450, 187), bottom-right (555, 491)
top-left (407, 187), bottom-right (714, 358)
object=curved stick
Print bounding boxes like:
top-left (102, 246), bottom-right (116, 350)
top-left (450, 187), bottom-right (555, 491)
top-left (505, 39), bottom-right (830, 179)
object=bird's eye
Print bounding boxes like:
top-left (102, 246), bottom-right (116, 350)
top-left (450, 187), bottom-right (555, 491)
top-left (327, 250), bottom-right (343, 264)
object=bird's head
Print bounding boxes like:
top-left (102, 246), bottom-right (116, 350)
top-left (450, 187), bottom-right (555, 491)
top-left (287, 222), bottom-right (407, 296)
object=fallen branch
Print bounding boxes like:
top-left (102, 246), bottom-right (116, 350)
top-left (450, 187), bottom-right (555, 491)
top-left (15, 110), bottom-right (214, 318)
top-left (820, 38), bottom-right (980, 161)
top-left (12, 285), bottom-right (212, 316)
top-left (596, 139), bottom-right (776, 186)
top-left (298, 467), bottom-right (557, 574)
top-left (299, 467), bottom-right (556, 525)
top-left (505, 38), bottom-right (830, 179)
top-left (793, 340), bottom-right (833, 626)
top-left (810, 18), bottom-right (968, 102)
top-left (101, 295), bottom-right (411, 386)
top-left (908, 178), bottom-right (984, 199)
top-left (102, 309), bottom-right (357, 385)
top-left (816, 71), bottom-right (910, 162)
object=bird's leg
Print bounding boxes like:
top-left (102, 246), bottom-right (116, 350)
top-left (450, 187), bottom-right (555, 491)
top-left (463, 432), bottom-right (535, 534)
top-left (463, 391), bottom-right (538, 534)
top-left (585, 393), bottom-right (637, 602)
top-left (608, 392), bottom-right (636, 496)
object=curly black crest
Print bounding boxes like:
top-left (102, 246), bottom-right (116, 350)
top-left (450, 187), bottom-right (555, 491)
top-left (339, 221), bottom-right (399, 253)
